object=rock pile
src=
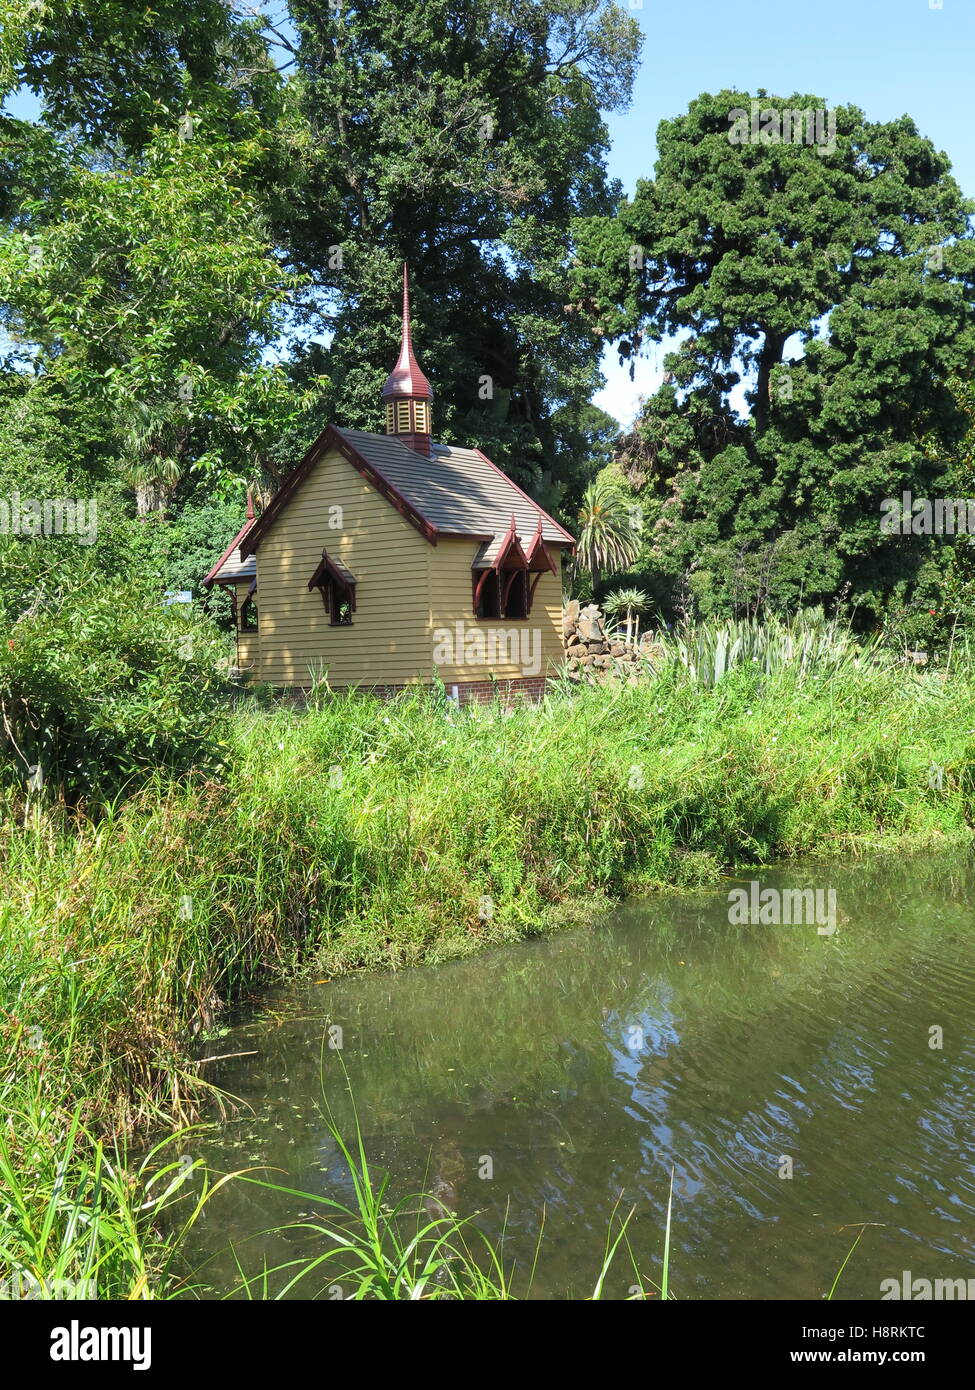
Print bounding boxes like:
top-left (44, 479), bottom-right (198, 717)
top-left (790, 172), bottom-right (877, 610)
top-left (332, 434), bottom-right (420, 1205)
top-left (562, 601), bottom-right (658, 683)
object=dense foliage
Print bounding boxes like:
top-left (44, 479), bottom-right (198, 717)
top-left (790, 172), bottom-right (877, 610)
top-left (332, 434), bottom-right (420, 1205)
top-left (0, 375), bottom-right (230, 802)
top-left (2, 0), bottom-right (640, 513)
top-left (571, 90), bottom-right (975, 633)
top-left (4, 19), bottom-right (975, 641)
top-left (0, 559), bottom-right (229, 804)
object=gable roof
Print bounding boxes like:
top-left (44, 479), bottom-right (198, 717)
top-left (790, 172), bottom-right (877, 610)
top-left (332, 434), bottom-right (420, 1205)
top-left (239, 425), bottom-right (574, 560)
top-left (201, 516), bottom-right (257, 589)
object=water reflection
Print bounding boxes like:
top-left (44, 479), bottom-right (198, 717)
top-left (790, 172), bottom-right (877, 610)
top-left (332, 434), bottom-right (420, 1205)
top-left (183, 851), bottom-right (975, 1300)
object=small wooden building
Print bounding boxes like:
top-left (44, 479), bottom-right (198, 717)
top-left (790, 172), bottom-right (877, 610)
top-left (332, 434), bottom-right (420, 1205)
top-left (204, 269), bottom-right (575, 701)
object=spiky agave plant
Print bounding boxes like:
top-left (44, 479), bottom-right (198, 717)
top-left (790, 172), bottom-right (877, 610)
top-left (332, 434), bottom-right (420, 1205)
top-left (659, 609), bottom-right (888, 688)
top-left (602, 586), bottom-right (653, 646)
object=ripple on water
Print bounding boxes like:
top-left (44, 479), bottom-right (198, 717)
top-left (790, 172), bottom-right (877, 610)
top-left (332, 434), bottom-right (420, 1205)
top-left (183, 850), bottom-right (975, 1300)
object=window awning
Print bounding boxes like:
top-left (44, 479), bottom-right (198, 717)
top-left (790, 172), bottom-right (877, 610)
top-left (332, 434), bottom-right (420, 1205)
top-left (524, 516), bottom-right (559, 576)
top-left (308, 550), bottom-right (357, 613)
top-left (471, 516), bottom-right (556, 614)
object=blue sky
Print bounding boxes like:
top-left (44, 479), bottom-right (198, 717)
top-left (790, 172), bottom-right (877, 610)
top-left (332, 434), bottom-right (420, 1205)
top-left (6, 1), bottom-right (974, 429)
top-left (594, 0), bottom-right (975, 425)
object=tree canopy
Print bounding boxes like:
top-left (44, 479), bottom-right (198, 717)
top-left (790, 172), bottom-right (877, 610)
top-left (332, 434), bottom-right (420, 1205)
top-left (3, 22), bottom-right (975, 642)
top-left (571, 90), bottom-right (975, 628)
top-left (1, 0), bottom-right (641, 525)
top-left (273, 0), bottom-right (640, 494)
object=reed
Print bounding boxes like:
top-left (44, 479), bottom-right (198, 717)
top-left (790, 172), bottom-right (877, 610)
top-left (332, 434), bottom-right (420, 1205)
top-left (0, 1073), bottom-right (234, 1300)
top-left (2, 636), bottom-right (973, 1296)
top-left (216, 1056), bottom-right (655, 1301)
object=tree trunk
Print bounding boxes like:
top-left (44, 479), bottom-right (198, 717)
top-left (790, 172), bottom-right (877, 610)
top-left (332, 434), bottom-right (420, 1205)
top-left (753, 329), bottom-right (787, 437)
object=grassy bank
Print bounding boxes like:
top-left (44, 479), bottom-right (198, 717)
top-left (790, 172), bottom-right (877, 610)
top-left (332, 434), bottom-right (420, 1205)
top-left (2, 650), bottom-right (974, 1295)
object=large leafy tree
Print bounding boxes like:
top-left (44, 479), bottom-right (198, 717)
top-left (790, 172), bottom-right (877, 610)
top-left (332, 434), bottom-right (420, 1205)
top-left (2, 1), bottom-right (641, 516)
top-left (571, 91), bottom-right (975, 624)
top-left (929, 376), bottom-right (975, 645)
top-left (270, 0), bottom-right (641, 491)
top-left (0, 121), bottom-right (322, 512)
top-left (0, 0), bottom-right (275, 147)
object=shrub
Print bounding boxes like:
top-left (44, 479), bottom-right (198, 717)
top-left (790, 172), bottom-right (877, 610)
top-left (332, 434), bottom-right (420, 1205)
top-left (0, 545), bottom-right (230, 803)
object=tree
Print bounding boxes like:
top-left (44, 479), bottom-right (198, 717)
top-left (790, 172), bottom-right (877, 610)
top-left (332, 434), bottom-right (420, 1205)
top-left (544, 400), bottom-right (620, 515)
top-left (575, 476), bottom-right (640, 590)
top-left (921, 375), bottom-right (975, 649)
top-left (0, 0), bottom-right (275, 149)
top-left (0, 121), bottom-right (322, 512)
top-left (268, 0), bottom-right (642, 495)
top-left (571, 91), bottom-right (975, 625)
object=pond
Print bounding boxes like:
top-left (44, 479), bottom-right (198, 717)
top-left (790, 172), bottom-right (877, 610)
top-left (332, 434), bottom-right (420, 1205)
top-left (182, 850), bottom-right (975, 1300)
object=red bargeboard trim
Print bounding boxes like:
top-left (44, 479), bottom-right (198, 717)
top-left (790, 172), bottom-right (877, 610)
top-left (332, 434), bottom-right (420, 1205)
top-left (202, 516), bottom-right (257, 588)
top-left (471, 447), bottom-right (576, 547)
top-left (241, 426), bottom-right (438, 557)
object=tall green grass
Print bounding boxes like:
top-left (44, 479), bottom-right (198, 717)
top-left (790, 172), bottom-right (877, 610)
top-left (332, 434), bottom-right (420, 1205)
top-left (225, 1081), bottom-right (521, 1300)
top-left (2, 640), bottom-right (974, 1296)
top-left (0, 1073), bottom-right (235, 1300)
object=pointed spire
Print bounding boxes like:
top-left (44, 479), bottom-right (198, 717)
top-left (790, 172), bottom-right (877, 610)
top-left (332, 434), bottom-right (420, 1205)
top-left (382, 264), bottom-right (432, 402)
top-left (246, 488), bottom-right (255, 521)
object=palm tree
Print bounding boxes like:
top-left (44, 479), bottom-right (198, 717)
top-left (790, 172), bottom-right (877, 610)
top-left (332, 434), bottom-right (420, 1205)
top-left (575, 478), bottom-right (640, 590)
top-left (602, 586), bottom-right (652, 647)
top-left (119, 399), bottom-right (189, 515)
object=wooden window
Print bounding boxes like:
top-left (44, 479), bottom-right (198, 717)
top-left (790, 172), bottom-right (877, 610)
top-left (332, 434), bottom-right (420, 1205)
top-left (396, 400), bottom-right (411, 432)
top-left (473, 524), bottom-right (538, 620)
top-left (308, 550), bottom-right (356, 625)
top-left (474, 568), bottom-right (530, 620)
top-left (328, 577), bottom-right (353, 626)
top-left (414, 400), bottom-right (429, 433)
top-left (385, 403), bottom-right (395, 433)
top-left (501, 569), bottom-right (528, 620)
top-left (475, 570), bottom-right (500, 619)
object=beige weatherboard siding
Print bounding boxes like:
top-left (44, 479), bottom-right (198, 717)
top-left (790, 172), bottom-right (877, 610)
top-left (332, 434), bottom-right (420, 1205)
top-left (254, 451), bottom-right (564, 688)
top-left (430, 539), bottom-right (564, 683)
top-left (236, 627), bottom-right (259, 673)
top-left (255, 446), bottom-right (434, 688)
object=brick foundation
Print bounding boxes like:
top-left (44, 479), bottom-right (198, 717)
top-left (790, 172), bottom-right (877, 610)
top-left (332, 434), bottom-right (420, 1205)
top-left (271, 675), bottom-right (550, 708)
top-left (403, 676), bottom-right (549, 706)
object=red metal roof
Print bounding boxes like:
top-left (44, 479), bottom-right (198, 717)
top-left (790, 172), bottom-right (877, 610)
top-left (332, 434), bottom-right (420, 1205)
top-left (381, 264), bottom-right (433, 402)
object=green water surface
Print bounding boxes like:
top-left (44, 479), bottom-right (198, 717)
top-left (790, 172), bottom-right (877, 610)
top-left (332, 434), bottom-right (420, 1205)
top-left (183, 851), bottom-right (975, 1300)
